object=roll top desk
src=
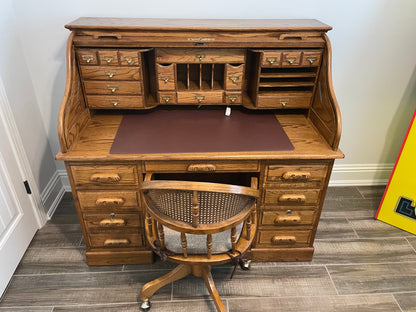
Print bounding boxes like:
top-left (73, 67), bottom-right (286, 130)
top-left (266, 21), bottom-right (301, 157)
top-left (56, 18), bottom-right (343, 265)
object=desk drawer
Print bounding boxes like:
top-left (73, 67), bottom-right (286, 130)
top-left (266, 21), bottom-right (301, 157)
top-left (263, 189), bottom-right (320, 206)
top-left (80, 66), bottom-right (141, 80)
top-left (86, 95), bottom-right (144, 109)
top-left (145, 160), bottom-right (260, 173)
top-left (84, 81), bottom-right (142, 95)
top-left (257, 230), bottom-right (311, 247)
top-left (257, 93), bottom-right (312, 109)
top-left (156, 48), bottom-right (245, 63)
top-left (84, 213), bottom-right (141, 229)
top-left (71, 164), bottom-right (138, 188)
top-left (266, 164), bottom-right (328, 188)
top-left (77, 191), bottom-right (140, 212)
top-left (177, 91), bottom-right (223, 105)
top-left (89, 232), bottom-right (144, 248)
top-left (261, 210), bottom-right (316, 226)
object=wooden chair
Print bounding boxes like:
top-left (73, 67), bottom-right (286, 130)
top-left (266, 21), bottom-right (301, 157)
top-left (139, 174), bottom-right (259, 312)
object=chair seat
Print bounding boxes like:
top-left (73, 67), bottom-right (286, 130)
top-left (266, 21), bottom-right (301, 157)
top-left (163, 222), bottom-right (243, 254)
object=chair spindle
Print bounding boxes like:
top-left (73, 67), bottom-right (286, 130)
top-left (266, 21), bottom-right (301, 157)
top-left (157, 223), bottom-right (165, 250)
top-left (231, 227), bottom-right (237, 253)
top-left (207, 234), bottom-right (213, 259)
top-left (180, 232), bottom-right (188, 258)
top-left (192, 190), bottom-right (199, 227)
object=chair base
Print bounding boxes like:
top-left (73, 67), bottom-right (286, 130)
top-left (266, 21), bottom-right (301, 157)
top-left (139, 263), bottom-right (226, 312)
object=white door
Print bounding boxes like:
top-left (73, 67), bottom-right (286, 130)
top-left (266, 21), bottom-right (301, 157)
top-left (0, 79), bottom-right (42, 296)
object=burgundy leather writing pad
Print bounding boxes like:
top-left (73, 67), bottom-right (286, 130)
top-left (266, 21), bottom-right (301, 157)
top-left (110, 110), bottom-right (294, 154)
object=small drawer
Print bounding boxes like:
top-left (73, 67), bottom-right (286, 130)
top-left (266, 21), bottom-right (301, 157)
top-left (158, 92), bottom-right (177, 105)
top-left (257, 93), bottom-right (312, 109)
top-left (97, 50), bottom-right (119, 66)
top-left (281, 51), bottom-right (302, 66)
top-left (89, 232), bottom-right (144, 248)
top-left (301, 51), bottom-right (322, 67)
top-left (263, 189), bottom-right (320, 206)
top-left (84, 213), bottom-right (141, 229)
top-left (261, 210), bottom-right (316, 226)
top-left (156, 48), bottom-right (245, 63)
top-left (86, 95), bottom-right (144, 109)
top-left (266, 164), bottom-right (328, 188)
top-left (77, 49), bottom-right (99, 65)
top-left (71, 164), bottom-right (138, 188)
top-left (262, 51), bottom-right (281, 67)
top-left (80, 66), bottom-right (141, 80)
top-left (77, 191), bottom-right (140, 212)
top-left (145, 160), bottom-right (260, 173)
top-left (119, 50), bottom-right (141, 66)
top-left (257, 230), bottom-right (311, 247)
top-left (177, 91), bottom-right (223, 105)
top-left (83, 81), bottom-right (142, 95)
top-left (225, 92), bottom-right (242, 105)
top-left (225, 64), bottom-right (244, 90)
top-left (157, 63), bottom-right (176, 90)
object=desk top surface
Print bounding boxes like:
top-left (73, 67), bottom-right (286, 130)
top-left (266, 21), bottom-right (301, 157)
top-left (57, 113), bottom-right (343, 161)
top-left (65, 17), bottom-right (332, 32)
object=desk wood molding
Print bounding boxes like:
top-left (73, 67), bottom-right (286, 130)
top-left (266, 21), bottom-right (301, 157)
top-left (57, 18), bottom-right (343, 265)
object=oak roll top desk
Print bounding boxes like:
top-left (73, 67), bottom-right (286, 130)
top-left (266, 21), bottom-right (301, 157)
top-left (56, 18), bottom-right (343, 265)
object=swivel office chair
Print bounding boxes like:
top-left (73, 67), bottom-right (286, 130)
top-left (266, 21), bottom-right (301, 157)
top-left (139, 174), bottom-right (258, 312)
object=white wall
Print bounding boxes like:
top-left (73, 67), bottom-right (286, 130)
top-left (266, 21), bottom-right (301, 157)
top-left (0, 0), bottom-right (57, 214)
top-left (9, 0), bottom-right (416, 186)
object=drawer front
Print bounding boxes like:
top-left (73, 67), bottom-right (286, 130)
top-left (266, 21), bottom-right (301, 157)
top-left (257, 93), bottom-right (312, 109)
top-left (157, 63), bottom-right (176, 90)
top-left (77, 191), bottom-right (140, 211)
top-left (158, 92), bottom-right (177, 104)
top-left (281, 51), bottom-right (302, 66)
top-left (261, 210), bottom-right (316, 226)
top-left (71, 165), bottom-right (138, 188)
top-left (177, 91), bottom-right (223, 105)
top-left (257, 230), bottom-right (312, 247)
top-left (97, 50), bottom-right (119, 66)
top-left (301, 51), bottom-right (322, 67)
top-left (156, 48), bottom-right (245, 63)
top-left (266, 164), bottom-right (328, 188)
top-left (84, 213), bottom-right (141, 229)
top-left (145, 160), bottom-right (260, 173)
top-left (83, 81), bottom-right (142, 95)
top-left (86, 95), bottom-right (144, 109)
top-left (262, 51), bottom-right (282, 67)
top-left (263, 189), bottom-right (320, 206)
top-left (89, 232), bottom-right (144, 248)
top-left (77, 49), bottom-right (99, 65)
top-left (118, 50), bottom-right (141, 66)
top-left (225, 92), bottom-right (242, 105)
top-left (80, 66), bottom-right (141, 80)
top-left (225, 64), bottom-right (244, 90)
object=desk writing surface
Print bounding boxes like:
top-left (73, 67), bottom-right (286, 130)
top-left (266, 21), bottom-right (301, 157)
top-left (110, 110), bottom-right (294, 154)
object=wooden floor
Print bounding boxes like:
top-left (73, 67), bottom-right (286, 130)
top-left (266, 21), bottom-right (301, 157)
top-left (1, 186), bottom-right (416, 312)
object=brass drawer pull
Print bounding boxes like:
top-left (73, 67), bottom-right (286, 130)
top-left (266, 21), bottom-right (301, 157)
top-left (278, 194), bottom-right (306, 203)
top-left (282, 171), bottom-right (311, 180)
top-left (195, 95), bottom-right (205, 103)
top-left (187, 164), bottom-right (217, 172)
top-left (280, 101), bottom-right (288, 108)
top-left (95, 197), bottom-right (125, 207)
top-left (228, 95), bottom-right (238, 103)
top-left (274, 213), bottom-right (301, 225)
top-left (306, 56), bottom-right (318, 64)
top-left (109, 100), bottom-right (120, 107)
top-left (104, 238), bottom-right (130, 246)
top-left (195, 53), bottom-right (206, 61)
top-left (161, 95), bottom-right (171, 104)
top-left (285, 56), bottom-right (297, 64)
top-left (99, 213), bottom-right (126, 226)
top-left (271, 235), bottom-right (296, 245)
top-left (92, 33), bottom-right (122, 40)
top-left (105, 70), bottom-right (116, 78)
top-left (90, 173), bottom-right (121, 184)
top-left (107, 85), bottom-right (119, 93)
top-left (123, 56), bottom-right (135, 64)
top-left (160, 76), bottom-right (171, 83)
top-left (102, 56), bottom-right (114, 64)
top-left (266, 57), bottom-right (277, 65)
top-left (228, 75), bottom-right (240, 83)
top-left (81, 55), bottom-right (95, 63)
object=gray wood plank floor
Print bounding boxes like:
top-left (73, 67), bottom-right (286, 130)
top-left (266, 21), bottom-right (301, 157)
top-left (1, 186), bottom-right (415, 312)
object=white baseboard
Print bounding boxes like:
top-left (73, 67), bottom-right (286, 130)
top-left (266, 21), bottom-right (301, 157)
top-left (41, 164), bottom-right (394, 218)
top-left (329, 163), bottom-right (393, 186)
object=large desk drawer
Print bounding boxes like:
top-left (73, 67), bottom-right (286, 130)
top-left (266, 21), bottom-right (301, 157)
top-left (265, 164), bottom-right (328, 188)
top-left (89, 232), bottom-right (144, 248)
top-left (156, 48), bottom-right (245, 63)
top-left (71, 164), bottom-right (139, 188)
top-left (263, 189), bottom-right (320, 206)
top-left (77, 191), bottom-right (140, 212)
top-left (261, 209), bottom-right (316, 226)
top-left (145, 160), bottom-right (260, 172)
top-left (80, 66), bottom-right (141, 80)
top-left (257, 230), bottom-right (312, 247)
top-left (84, 213), bottom-right (141, 229)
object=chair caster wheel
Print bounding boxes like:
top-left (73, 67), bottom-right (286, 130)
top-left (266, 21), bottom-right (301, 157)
top-left (239, 259), bottom-right (251, 271)
top-left (139, 298), bottom-right (151, 311)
